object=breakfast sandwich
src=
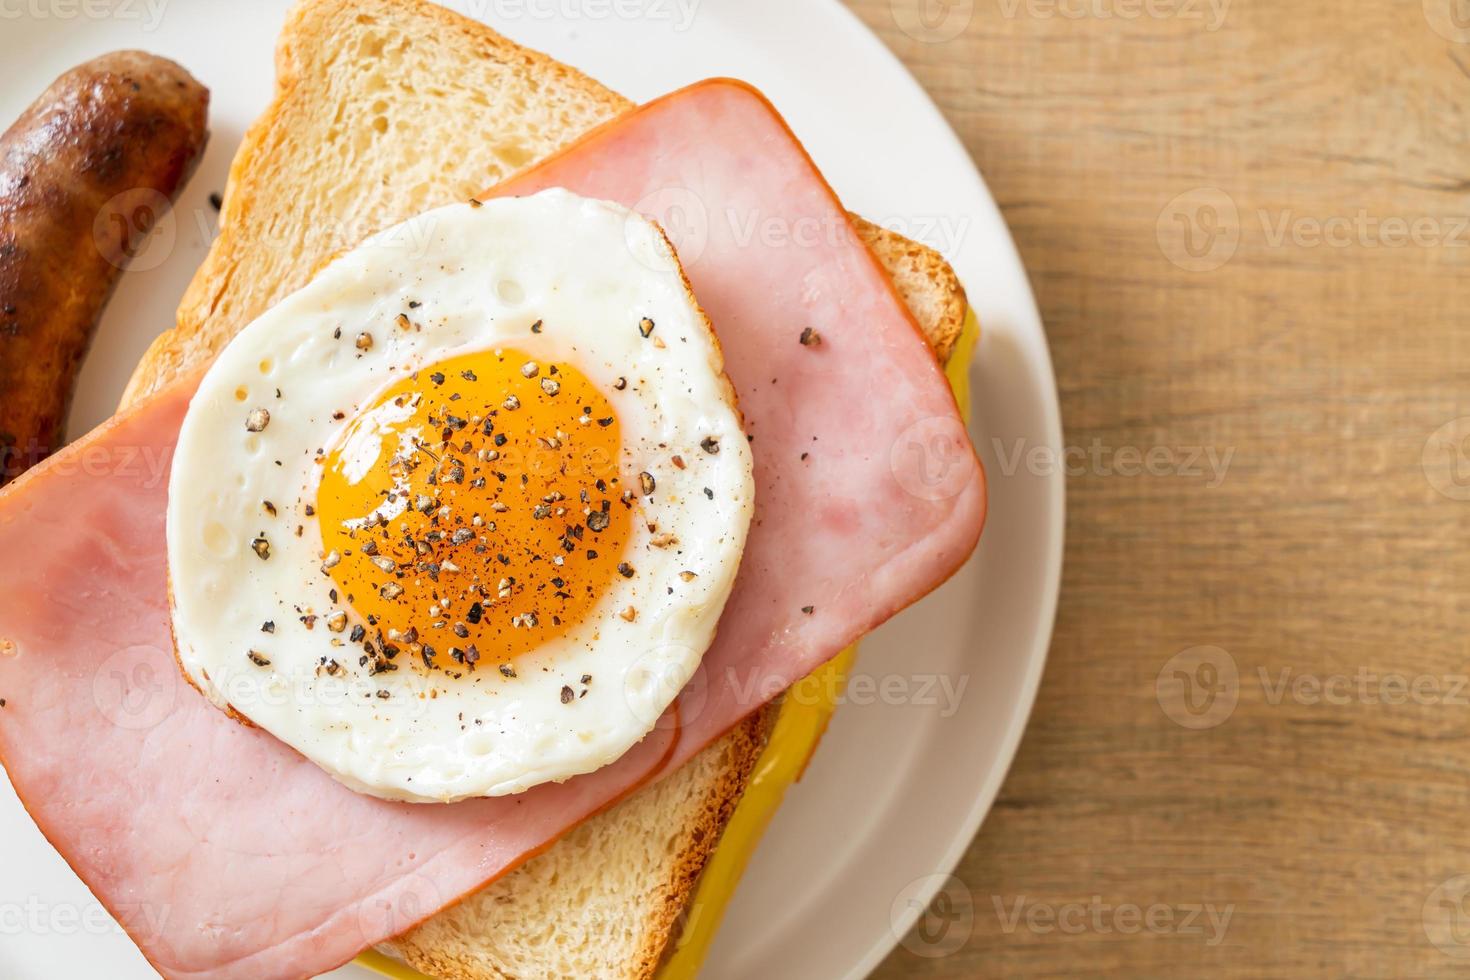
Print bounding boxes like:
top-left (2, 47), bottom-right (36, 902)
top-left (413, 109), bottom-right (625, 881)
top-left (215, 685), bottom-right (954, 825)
top-left (0, 2), bottom-right (986, 978)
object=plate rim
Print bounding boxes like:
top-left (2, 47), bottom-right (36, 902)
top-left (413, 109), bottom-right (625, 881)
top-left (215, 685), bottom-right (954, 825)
top-left (813, 2), bottom-right (1063, 976)
top-left (0, 3), bottom-right (1064, 977)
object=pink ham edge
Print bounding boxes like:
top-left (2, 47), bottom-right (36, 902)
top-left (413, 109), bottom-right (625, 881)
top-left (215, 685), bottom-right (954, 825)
top-left (0, 379), bottom-right (678, 980)
top-left (490, 79), bottom-right (986, 766)
top-left (0, 78), bottom-right (984, 979)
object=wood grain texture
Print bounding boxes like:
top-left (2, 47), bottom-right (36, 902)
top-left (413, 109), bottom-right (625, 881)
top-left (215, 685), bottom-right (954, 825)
top-left (846, 0), bottom-right (1470, 976)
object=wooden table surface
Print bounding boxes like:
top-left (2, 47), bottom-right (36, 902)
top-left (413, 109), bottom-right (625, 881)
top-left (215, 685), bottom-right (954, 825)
top-left (846, 1), bottom-right (1470, 976)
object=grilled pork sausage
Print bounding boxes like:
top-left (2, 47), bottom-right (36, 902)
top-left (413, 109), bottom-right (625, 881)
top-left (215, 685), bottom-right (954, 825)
top-left (0, 51), bottom-right (208, 485)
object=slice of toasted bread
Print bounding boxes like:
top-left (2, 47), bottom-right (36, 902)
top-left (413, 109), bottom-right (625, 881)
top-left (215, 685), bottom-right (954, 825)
top-left (120, 1), bottom-right (969, 977)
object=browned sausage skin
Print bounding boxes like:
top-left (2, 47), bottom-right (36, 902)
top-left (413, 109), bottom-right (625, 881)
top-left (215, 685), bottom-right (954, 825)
top-left (0, 51), bottom-right (208, 485)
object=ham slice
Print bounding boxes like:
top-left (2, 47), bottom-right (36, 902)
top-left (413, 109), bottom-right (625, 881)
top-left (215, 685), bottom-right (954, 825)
top-left (489, 80), bottom-right (986, 767)
top-left (0, 378), bottom-right (679, 980)
top-left (0, 79), bottom-right (983, 979)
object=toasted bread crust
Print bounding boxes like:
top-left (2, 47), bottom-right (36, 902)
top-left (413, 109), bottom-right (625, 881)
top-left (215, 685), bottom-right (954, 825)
top-left (121, 0), bottom-right (629, 405)
top-left (124, 2), bottom-right (973, 976)
top-left (386, 703), bottom-right (782, 980)
top-left (633, 706), bottom-right (782, 979)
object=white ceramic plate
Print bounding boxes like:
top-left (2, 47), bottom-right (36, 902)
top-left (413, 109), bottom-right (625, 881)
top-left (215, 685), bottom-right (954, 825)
top-left (0, 2), bottom-right (1062, 977)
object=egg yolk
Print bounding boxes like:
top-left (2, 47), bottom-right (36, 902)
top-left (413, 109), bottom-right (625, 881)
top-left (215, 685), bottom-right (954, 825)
top-left (315, 348), bottom-right (631, 674)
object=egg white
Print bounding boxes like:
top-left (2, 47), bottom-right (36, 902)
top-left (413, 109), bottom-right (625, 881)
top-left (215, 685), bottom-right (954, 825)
top-left (166, 190), bottom-right (754, 803)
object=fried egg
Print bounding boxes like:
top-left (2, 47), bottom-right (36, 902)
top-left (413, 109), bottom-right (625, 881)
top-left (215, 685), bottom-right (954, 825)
top-left (166, 189), bottom-right (754, 803)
